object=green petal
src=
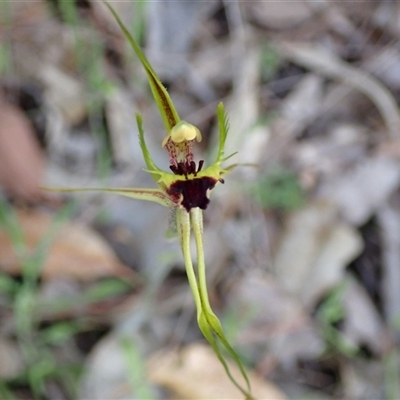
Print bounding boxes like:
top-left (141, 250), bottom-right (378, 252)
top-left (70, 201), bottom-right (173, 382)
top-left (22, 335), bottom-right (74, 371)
top-left (194, 103), bottom-right (237, 184)
top-left (41, 187), bottom-right (175, 208)
top-left (215, 102), bottom-right (229, 163)
top-left (136, 113), bottom-right (165, 182)
top-left (216, 103), bottom-right (238, 163)
top-left (105, 2), bottom-right (180, 132)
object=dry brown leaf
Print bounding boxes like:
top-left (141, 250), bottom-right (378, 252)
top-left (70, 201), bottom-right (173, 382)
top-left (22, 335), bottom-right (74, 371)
top-left (0, 208), bottom-right (131, 281)
top-left (0, 1), bottom-right (49, 37)
top-left (273, 201), bottom-right (363, 308)
top-left (0, 99), bottom-right (45, 200)
top-left (244, 1), bottom-right (314, 29)
top-left (147, 343), bottom-right (287, 400)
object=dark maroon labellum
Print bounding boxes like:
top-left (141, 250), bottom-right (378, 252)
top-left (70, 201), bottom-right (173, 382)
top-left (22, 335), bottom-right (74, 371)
top-left (167, 176), bottom-right (219, 211)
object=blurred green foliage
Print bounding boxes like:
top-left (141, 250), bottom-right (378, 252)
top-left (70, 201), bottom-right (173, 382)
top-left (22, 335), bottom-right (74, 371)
top-left (316, 282), bottom-right (359, 358)
top-left (260, 43), bottom-right (281, 82)
top-left (251, 167), bottom-right (306, 211)
top-left (0, 197), bottom-right (133, 399)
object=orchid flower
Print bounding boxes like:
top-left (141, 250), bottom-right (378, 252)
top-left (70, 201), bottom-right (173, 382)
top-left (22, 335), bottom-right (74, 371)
top-left (45, 4), bottom-right (253, 399)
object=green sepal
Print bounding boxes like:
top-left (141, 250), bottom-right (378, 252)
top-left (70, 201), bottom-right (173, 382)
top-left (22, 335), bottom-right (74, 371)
top-left (198, 310), bottom-right (254, 400)
top-left (41, 187), bottom-right (175, 208)
top-left (105, 2), bottom-right (180, 132)
top-left (197, 164), bottom-right (229, 182)
top-left (185, 208), bottom-right (254, 399)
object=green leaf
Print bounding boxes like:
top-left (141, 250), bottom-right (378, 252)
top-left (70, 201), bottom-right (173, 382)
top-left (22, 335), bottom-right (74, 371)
top-left (251, 167), bottom-right (305, 211)
top-left (41, 322), bottom-right (81, 346)
top-left (0, 273), bottom-right (18, 296)
top-left (105, 2), bottom-right (180, 132)
top-left (84, 278), bottom-right (131, 302)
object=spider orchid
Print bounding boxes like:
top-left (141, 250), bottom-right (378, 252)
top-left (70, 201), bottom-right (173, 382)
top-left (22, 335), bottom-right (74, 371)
top-left (45, 4), bottom-right (253, 399)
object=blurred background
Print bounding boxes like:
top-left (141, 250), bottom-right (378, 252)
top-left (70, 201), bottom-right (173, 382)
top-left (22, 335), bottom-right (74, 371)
top-left (1, 0), bottom-right (400, 399)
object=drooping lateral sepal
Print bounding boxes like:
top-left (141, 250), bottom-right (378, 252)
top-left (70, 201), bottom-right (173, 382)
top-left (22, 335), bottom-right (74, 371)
top-left (41, 186), bottom-right (175, 208)
top-left (187, 208), bottom-right (254, 399)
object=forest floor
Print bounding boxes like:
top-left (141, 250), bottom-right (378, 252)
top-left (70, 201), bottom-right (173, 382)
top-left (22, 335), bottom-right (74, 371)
top-left (1, 1), bottom-right (400, 399)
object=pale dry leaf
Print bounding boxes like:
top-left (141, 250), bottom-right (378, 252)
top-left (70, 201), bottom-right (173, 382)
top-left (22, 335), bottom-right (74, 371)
top-left (373, 1), bottom-right (400, 38)
top-left (235, 125), bottom-right (270, 180)
top-left (224, 45), bottom-right (260, 158)
top-left (38, 64), bottom-right (86, 126)
top-left (341, 359), bottom-right (384, 400)
top-left (318, 0), bottom-right (359, 39)
top-left (300, 223), bottom-right (363, 307)
top-left (147, 342), bottom-right (287, 400)
top-left (0, 337), bottom-right (25, 379)
top-left (79, 315), bottom-right (176, 400)
top-left (265, 74), bottom-right (323, 167)
top-left (228, 270), bottom-right (324, 363)
top-left (147, 0), bottom-right (218, 62)
top-left (0, 1), bottom-right (50, 39)
top-left (294, 122), bottom-right (366, 175)
top-left (79, 334), bottom-right (131, 400)
top-left (366, 47), bottom-right (400, 91)
top-left (318, 155), bottom-right (400, 226)
top-left (278, 74), bottom-right (323, 137)
top-left (244, 1), bottom-right (314, 29)
top-left (92, 0), bottom-right (135, 28)
top-left (192, 41), bottom-right (234, 85)
top-left (273, 201), bottom-right (363, 308)
top-left (377, 199), bottom-right (400, 326)
top-left (274, 41), bottom-right (400, 139)
top-left (104, 87), bottom-right (138, 167)
top-left (342, 275), bottom-right (389, 355)
top-left (0, 209), bottom-right (131, 281)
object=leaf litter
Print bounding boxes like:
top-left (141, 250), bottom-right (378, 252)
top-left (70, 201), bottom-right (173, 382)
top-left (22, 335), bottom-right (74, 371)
top-left (1, 0), bottom-right (400, 399)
